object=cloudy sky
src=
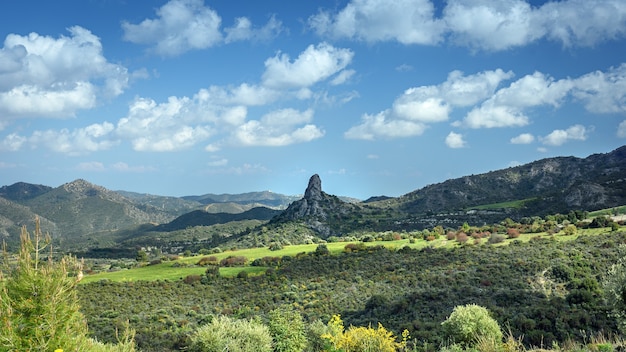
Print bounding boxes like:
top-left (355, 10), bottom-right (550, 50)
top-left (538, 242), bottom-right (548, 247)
top-left (1, 0), bottom-right (625, 199)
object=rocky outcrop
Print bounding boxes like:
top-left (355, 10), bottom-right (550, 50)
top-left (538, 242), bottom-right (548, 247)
top-left (271, 174), bottom-right (358, 238)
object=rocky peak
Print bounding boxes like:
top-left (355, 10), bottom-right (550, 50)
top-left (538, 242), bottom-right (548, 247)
top-left (304, 174), bottom-right (323, 201)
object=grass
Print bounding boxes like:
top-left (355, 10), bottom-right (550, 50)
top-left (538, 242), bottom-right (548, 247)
top-left (468, 198), bottom-right (534, 210)
top-left (81, 224), bottom-right (623, 284)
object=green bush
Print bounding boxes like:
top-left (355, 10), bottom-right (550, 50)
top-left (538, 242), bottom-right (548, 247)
top-left (441, 304), bottom-right (502, 348)
top-left (189, 315), bottom-right (272, 352)
top-left (268, 306), bottom-right (307, 352)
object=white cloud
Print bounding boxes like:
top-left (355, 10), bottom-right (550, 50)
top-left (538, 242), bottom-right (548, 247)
top-left (619, 120), bottom-right (626, 138)
top-left (458, 71), bottom-right (575, 129)
top-left (0, 26), bottom-right (128, 121)
top-left (117, 97), bottom-right (216, 152)
top-left (262, 43), bottom-right (354, 89)
top-left (346, 69), bottom-right (512, 139)
top-left (444, 0), bottom-right (543, 51)
top-left (233, 108), bottom-right (324, 146)
top-left (122, 0), bottom-right (283, 56)
top-left (445, 131), bottom-right (466, 148)
top-left (344, 111), bottom-right (427, 140)
top-left (572, 64), bottom-right (626, 113)
top-left (538, 0), bottom-right (626, 47)
top-left (224, 15), bottom-right (283, 43)
top-left (122, 0), bottom-right (222, 56)
top-left (309, 0), bottom-right (445, 44)
top-left (0, 133), bottom-right (27, 151)
top-left (541, 124), bottom-right (590, 146)
top-left (311, 0), bottom-right (626, 51)
top-left (27, 122), bottom-right (118, 155)
top-left (510, 133), bottom-right (535, 144)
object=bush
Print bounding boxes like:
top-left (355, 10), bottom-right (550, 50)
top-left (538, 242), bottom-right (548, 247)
top-left (197, 256), bottom-right (219, 266)
top-left (189, 315), bottom-right (272, 352)
top-left (268, 306), bottom-right (307, 352)
top-left (441, 304), bottom-right (502, 348)
top-left (322, 314), bottom-right (407, 352)
top-left (507, 228), bottom-right (520, 239)
top-left (219, 255), bottom-right (247, 267)
top-left (268, 242), bottom-right (283, 251)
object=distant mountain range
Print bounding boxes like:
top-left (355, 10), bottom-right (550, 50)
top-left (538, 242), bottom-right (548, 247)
top-left (1, 145), bottom-right (625, 251)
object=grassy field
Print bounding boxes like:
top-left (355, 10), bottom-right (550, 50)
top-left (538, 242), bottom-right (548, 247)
top-left (81, 224), bottom-right (622, 284)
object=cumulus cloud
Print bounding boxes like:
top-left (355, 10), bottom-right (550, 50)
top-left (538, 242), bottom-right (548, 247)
top-left (3, 41), bottom-right (351, 154)
top-left (310, 0), bottom-right (626, 51)
top-left (344, 111), bottom-right (428, 140)
top-left (541, 124), bottom-right (590, 146)
top-left (0, 26), bottom-right (128, 123)
top-left (445, 131), bottom-right (466, 148)
top-left (233, 108), bottom-right (324, 146)
top-left (619, 120), bottom-right (626, 138)
top-left (345, 69), bottom-right (512, 140)
top-left (262, 43), bottom-right (354, 89)
top-left (510, 133), bottom-right (535, 144)
top-left (122, 0), bottom-right (283, 56)
top-left (309, 0), bottom-right (445, 44)
top-left (457, 66), bottom-right (626, 129)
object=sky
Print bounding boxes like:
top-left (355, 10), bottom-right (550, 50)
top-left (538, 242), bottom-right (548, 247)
top-left (1, 0), bottom-right (626, 200)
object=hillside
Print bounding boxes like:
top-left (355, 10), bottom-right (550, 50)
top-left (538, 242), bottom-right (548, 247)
top-left (389, 145), bottom-right (626, 217)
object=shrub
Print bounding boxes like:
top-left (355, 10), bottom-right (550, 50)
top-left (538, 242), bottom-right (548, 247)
top-left (189, 315), bottom-right (272, 352)
top-left (322, 314), bottom-right (407, 352)
top-left (268, 242), bottom-right (283, 251)
top-left (344, 242), bottom-right (368, 253)
top-left (268, 306), bottom-right (307, 352)
top-left (488, 234), bottom-right (505, 244)
top-left (456, 232), bottom-right (469, 244)
top-left (219, 255), bottom-right (247, 267)
top-left (507, 228), bottom-right (520, 239)
top-left (314, 244), bottom-right (330, 256)
top-left (197, 256), bottom-right (219, 266)
top-left (441, 304), bottom-right (502, 348)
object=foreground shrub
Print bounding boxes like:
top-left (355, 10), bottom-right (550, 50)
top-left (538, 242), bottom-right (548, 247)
top-left (268, 306), bottom-right (307, 352)
top-left (441, 304), bottom-right (502, 348)
top-left (189, 315), bottom-right (272, 352)
top-left (322, 314), bottom-right (407, 352)
top-left (0, 218), bottom-right (135, 352)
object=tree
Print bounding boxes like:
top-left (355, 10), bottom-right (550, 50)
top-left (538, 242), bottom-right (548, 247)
top-left (441, 304), bottom-right (502, 348)
top-left (136, 249), bottom-right (148, 262)
top-left (0, 218), bottom-right (135, 352)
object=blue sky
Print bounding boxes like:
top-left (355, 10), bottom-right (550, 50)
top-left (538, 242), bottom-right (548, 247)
top-left (1, 0), bottom-right (626, 199)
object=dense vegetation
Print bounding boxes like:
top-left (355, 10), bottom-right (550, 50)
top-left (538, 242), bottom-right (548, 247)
top-left (76, 219), bottom-right (626, 351)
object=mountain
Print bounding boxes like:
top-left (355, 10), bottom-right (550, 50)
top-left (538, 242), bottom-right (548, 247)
top-left (155, 207), bottom-right (282, 232)
top-left (390, 145), bottom-right (626, 217)
top-left (0, 182), bottom-right (52, 201)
